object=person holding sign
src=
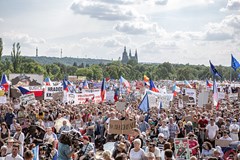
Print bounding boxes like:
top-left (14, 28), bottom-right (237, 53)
top-left (188, 132), bottom-right (199, 156)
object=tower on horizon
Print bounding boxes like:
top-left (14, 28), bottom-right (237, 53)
top-left (60, 49), bottom-right (62, 58)
top-left (36, 47), bottom-right (38, 57)
top-left (121, 46), bottom-right (138, 64)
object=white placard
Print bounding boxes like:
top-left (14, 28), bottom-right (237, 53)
top-left (106, 91), bottom-right (114, 103)
top-left (20, 93), bottom-right (36, 106)
top-left (44, 86), bottom-right (63, 100)
top-left (0, 96), bottom-right (7, 104)
top-left (184, 88), bottom-right (196, 105)
top-left (218, 92), bottom-right (225, 100)
top-left (198, 91), bottom-right (209, 107)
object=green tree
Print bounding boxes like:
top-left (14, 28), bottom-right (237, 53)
top-left (11, 43), bottom-right (22, 72)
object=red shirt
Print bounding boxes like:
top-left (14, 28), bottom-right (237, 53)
top-left (198, 119), bottom-right (208, 128)
top-left (189, 140), bottom-right (198, 155)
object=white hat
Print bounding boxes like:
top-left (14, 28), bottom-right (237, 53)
top-left (158, 133), bottom-right (164, 138)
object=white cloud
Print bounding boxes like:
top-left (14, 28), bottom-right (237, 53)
top-left (155, 0), bottom-right (168, 5)
top-left (140, 40), bottom-right (177, 53)
top-left (70, 1), bottom-right (146, 21)
top-left (0, 31), bottom-right (46, 47)
top-left (103, 39), bottom-right (123, 47)
top-left (99, 0), bottom-right (136, 5)
top-left (0, 18), bottom-right (4, 22)
top-left (225, 0), bottom-right (240, 10)
top-left (114, 21), bottom-right (166, 35)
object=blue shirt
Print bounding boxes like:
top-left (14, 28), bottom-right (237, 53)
top-left (57, 142), bottom-right (72, 160)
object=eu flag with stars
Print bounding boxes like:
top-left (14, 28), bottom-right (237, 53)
top-left (231, 54), bottom-right (240, 71)
top-left (209, 60), bottom-right (222, 78)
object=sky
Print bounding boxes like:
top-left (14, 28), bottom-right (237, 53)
top-left (0, 0), bottom-right (240, 66)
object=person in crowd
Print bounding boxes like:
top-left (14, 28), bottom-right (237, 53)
top-left (198, 115), bottom-right (208, 143)
top-left (77, 136), bottom-right (94, 160)
top-left (13, 125), bottom-right (25, 156)
top-left (43, 127), bottom-right (57, 144)
top-left (229, 119), bottom-right (239, 141)
top-left (146, 152), bottom-right (156, 160)
top-left (156, 133), bottom-right (166, 152)
top-left (10, 119), bottom-right (19, 136)
top-left (212, 149), bottom-right (224, 160)
top-left (219, 130), bottom-right (232, 140)
top-left (0, 145), bottom-right (7, 158)
top-left (32, 128), bottom-right (44, 146)
top-left (188, 132), bottom-right (199, 157)
top-left (164, 149), bottom-right (174, 160)
top-left (177, 120), bottom-right (186, 138)
top-left (23, 150), bottom-right (34, 160)
top-left (58, 120), bottom-right (70, 134)
top-left (84, 116), bottom-right (95, 142)
top-left (145, 142), bottom-right (161, 160)
top-left (0, 122), bottom-right (10, 147)
top-left (158, 120), bottom-right (169, 141)
top-left (168, 117), bottom-right (180, 142)
top-left (201, 141), bottom-right (213, 158)
top-left (102, 150), bottom-right (114, 160)
top-left (5, 143), bottom-right (23, 160)
top-left (115, 153), bottom-right (128, 160)
top-left (129, 139), bottom-right (145, 160)
top-left (138, 115), bottom-right (150, 133)
top-left (5, 108), bottom-right (15, 129)
top-left (185, 121), bottom-right (193, 135)
top-left (112, 142), bottom-right (127, 159)
top-left (206, 118), bottom-right (219, 146)
top-left (57, 132), bottom-right (75, 160)
top-left (130, 128), bottom-right (144, 149)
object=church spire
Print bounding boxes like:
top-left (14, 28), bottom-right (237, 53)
top-left (129, 49), bottom-right (132, 57)
top-left (36, 47), bottom-right (38, 57)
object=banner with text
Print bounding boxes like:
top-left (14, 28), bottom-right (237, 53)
top-left (44, 86), bottom-right (63, 100)
top-left (20, 93), bottom-right (36, 106)
top-left (109, 120), bottom-right (136, 134)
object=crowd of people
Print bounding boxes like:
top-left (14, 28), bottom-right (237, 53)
top-left (0, 83), bottom-right (239, 160)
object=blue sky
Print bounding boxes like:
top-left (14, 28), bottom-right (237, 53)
top-left (0, 0), bottom-right (240, 65)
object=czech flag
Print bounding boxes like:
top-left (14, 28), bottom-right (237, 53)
top-left (44, 77), bottom-right (53, 86)
top-left (184, 80), bottom-right (192, 88)
top-left (120, 76), bottom-right (130, 88)
top-left (18, 86), bottom-right (43, 97)
top-left (114, 89), bottom-right (119, 102)
top-left (83, 80), bottom-right (89, 89)
top-left (206, 79), bottom-right (213, 88)
top-left (63, 80), bottom-right (68, 92)
top-left (101, 78), bottom-right (106, 102)
top-left (172, 83), bottom-right (181, 96)
top-left (213, 79), bottom-right (219, 109)
top-left (149, 79), bottom-right (159, 92)
top-left (0, 74), bottom-right (10, 92)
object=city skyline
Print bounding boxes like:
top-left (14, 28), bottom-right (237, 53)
top-left (0, 0), bottom-right (240, 66)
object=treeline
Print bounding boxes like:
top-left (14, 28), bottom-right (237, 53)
top-left (0, 41), bottom-right (238, 81)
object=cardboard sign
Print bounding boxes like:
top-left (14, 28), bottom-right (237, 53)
top-left (0, 91), bottom-right (5, 96)
top-left (174, 138), bottom-right (191, 160)
top-left (183, 95), bottom-right (189, 102)
top-left (215, 139), bottom-right (234, 147)
top-left (116, 102), bottom-right (126, 112)
top-left (0, 96), bottom-right (7, 104)
top-left (106, 91), bottom-right (115, 103)
top-left (198, 91), bottom-right (209, 107)
top-left (205, 104), bottom-right (212, 110)
top-left (44, 86), bottom-right (63, 100)
top-left (20, 93), bottom-right (36, 106)
top-left (109, 120), bottom-right (136, 134)
top-left (52, 92), bottom-right (64, 101)
top-left (184, 88), bottom-right (196, 105)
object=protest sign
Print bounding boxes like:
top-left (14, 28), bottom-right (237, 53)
top-left (116, 102), bottom-right (126, 112)
top-left (215, 139), bottom-right (234, 147)
top-left (106, 91), bottom-right (114, 103)
top-left (218, 92), bottom-right (225, 100)
top-left (148, 94), bottom-right (158, 108)
top-left (65, 90), bottom-right (101, 104)
top-left (184, 88), bottom-right (196, 105)
top-left (198, 91), bottom-right (209, 107)
top-left (174, 138), bottom-right (190, 160)
top-left (52, 92), bottom-right (64, 101)
top-left (205, 104), bottom-right (212, 110)
top-left (0, 96), bottom-right (7, 104)
top-left (183, 95), bottom-right (189, 102)
top-left (109, 120), bottom-right (136, 134)
top-left (44, 86), bottom-right (63, 100)
top-left (0, 91), bottom-right (4, 96)
top-left (20, 93), bottom-right (36, 106)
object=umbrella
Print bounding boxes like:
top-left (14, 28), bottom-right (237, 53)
top-left (54, 117), bottom-right (71, 132)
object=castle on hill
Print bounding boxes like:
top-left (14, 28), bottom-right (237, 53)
top-left (121, 46), bottom-right (138, 64)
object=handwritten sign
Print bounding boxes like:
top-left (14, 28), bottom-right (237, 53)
top-left (20, 93), bottom-right (36, 106)
top-left (109, 120), bottom-right (136, 134)
top-left (44, 86), bottom-right (63, 100)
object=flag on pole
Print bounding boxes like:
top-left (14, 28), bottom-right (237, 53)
top-left (172, 83), bottom-right (181, 96)
top-left (44, 77), bottom-right (53, 86)
top-left (209, 60), bottom-right (222, 78)
top-left (18, 86), bottom-right (43, 97)
top-left (144, 75), bottom-right (149, 82)
top-left (101, 78), bottom-right (106, 102)
top-left (138, 94), bottom-right (149, 113)
top-left (63, 80), bottom-right (68, 92)
top-left (231, 54), bottom-right (240, 71)
top-left (149, 79), bottom-right (159, 92)
top-left (120, 76), bottom-right (130, 88)
top-left (0, 74), bottom-right (10, 91)
top-left (32, 145), bottom-right (39, 160)
top-left (83, 80), bottom-right (89, 89)
top-left (206, 79), bottom-right (213, 88)
top-left (213, 79), bottom-right (219, 107)
top-left (184, 80), bottom-right (192, 88)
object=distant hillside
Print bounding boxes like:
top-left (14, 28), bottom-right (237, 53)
top-left (2, 55), bottom-right (112, 66)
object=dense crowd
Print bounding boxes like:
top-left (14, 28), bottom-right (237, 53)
top-left (0, 84), bottom-right (239, 160)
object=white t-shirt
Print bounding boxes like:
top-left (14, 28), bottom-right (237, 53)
top-left (145, 147), bottom-right (161, 158)
top-left (129, 148), bottom-right (145, 160)
top-left (5, 154), bottom-right (23, 160)
top-left (206, 124), bottom-right (219, 139)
